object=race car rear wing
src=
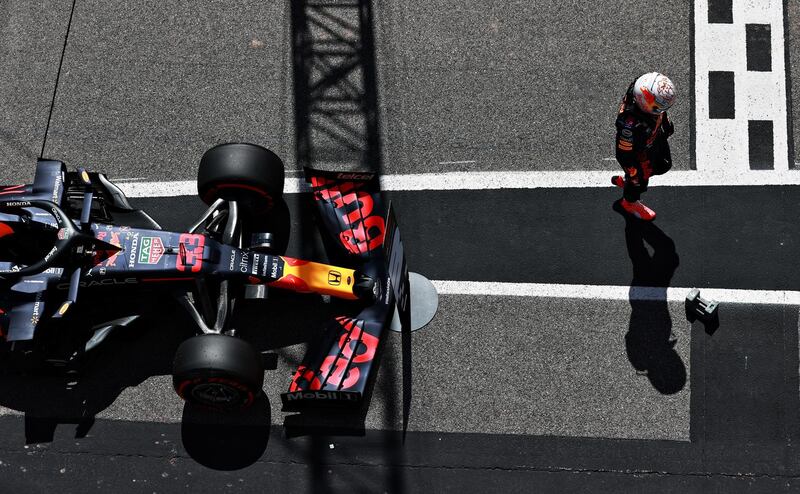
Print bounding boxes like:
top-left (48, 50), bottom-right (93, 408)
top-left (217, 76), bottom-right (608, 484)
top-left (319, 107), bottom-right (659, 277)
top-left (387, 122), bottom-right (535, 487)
top-left (281, 169), bottom-right (409, 409)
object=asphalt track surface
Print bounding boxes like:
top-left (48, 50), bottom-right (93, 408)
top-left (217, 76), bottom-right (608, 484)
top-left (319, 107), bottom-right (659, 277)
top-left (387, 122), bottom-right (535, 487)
top-left (0, 1), bottom-right (799, 493)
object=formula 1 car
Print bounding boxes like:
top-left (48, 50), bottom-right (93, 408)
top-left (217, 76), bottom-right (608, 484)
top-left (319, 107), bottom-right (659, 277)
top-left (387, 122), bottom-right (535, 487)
top-left (0, 143), bottom-right (412, 411)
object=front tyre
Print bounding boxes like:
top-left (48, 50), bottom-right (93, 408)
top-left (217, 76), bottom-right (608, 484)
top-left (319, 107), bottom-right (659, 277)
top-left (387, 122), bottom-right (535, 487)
top-left (172, 334), bottom-right (264, 411)
top-left (197, 143), bottom-right (285, 213)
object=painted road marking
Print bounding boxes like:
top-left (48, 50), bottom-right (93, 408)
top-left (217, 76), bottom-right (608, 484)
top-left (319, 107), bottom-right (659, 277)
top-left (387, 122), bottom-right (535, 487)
top-left (432, 280), bottom-right (800, 306)
top-left (746, 23), bottom-right (772, 72)
top-left (708, 0), bottom-right (733, 24)
top-left (708, 71), bottom-right (736, 119)
top-left (749, 120), bottom-right (774, 169)
top-left (694, 0), bottom-right (790, 171)
top-left (118, 169), bottom-right (800, 198)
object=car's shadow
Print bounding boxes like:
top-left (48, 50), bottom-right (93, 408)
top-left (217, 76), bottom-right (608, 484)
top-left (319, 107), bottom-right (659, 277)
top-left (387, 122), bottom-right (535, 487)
top-left (0, 296), bottom-right (188, 442)
top-left (180, 396), bottom-right (272, 471)
top-left (0, 284), bottom-right (344, 469)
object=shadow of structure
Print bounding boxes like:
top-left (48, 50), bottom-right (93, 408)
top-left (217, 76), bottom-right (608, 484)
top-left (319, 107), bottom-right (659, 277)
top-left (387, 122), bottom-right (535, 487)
top-left (0, 292), bottom-right (302, 470)
top-left (280, 315), bottom-right (408, 494)
top-left (288, 0), bottom-right (400, 430)
top-left (291, 0), bottom-right (382, 171)
top-left (616, 203), bottom-right (686, 395)
top-left (288, 2), bottom-right (409, 490)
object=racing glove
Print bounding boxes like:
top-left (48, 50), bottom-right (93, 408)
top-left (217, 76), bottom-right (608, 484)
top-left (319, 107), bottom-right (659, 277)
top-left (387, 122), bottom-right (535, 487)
top-left (662, 112), bottom-right (674, 138)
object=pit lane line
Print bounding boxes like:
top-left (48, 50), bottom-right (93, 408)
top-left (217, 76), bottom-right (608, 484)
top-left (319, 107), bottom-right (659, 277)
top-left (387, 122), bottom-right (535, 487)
top-left (117, 169), bottom-right (800, 198)
top-left (433, 280), bottom-right (800, 306)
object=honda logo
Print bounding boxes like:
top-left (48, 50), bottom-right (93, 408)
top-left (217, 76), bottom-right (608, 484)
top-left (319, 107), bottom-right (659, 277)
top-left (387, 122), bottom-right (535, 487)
top-left (328, 270), bottom-right (341, 285)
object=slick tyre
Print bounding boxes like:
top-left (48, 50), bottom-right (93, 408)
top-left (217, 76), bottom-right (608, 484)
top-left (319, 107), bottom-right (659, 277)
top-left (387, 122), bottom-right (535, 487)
top-left (197, 143), bottom-right (285, 212)
top-left (172, 334), bottom-right (264, 411)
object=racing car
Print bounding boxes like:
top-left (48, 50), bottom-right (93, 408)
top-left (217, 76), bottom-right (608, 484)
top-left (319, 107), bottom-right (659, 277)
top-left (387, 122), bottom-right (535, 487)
top-left (0, 143), bottom-right (411, 411)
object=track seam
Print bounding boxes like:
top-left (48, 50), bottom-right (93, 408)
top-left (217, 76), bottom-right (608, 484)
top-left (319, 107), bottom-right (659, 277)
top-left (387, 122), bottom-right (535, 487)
top-left (39, 0), bottom-right (78, 159)
top-left (1, 447), bottom-right (798, 480)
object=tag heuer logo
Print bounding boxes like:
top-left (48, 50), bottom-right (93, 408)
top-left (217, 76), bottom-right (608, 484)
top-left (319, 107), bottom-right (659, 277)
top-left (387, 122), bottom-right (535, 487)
top-left (328, 270), bottom-right (341, 286)
top-left (138, 237), bottom-right (165, 264)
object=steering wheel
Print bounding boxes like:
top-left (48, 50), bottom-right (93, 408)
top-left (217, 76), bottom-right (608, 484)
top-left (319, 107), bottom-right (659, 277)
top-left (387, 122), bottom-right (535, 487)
top-left (0, 200), bottom-right (81, 279)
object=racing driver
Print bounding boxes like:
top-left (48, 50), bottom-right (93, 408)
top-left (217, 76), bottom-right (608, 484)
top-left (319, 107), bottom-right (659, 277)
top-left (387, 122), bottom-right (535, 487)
top-left (612, 72), bottom-right (676, 221)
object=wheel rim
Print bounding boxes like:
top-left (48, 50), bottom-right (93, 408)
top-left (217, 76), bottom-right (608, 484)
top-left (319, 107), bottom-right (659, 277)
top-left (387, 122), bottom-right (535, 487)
top-left (191, 382), bottom-right (242, 406)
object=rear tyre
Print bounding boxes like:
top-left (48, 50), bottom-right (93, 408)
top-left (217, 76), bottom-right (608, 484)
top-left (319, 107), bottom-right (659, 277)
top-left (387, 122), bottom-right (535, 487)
top-left (197, 143), bottom-right (285, 212)
top-left (173, 334), bottom-right (264, 411)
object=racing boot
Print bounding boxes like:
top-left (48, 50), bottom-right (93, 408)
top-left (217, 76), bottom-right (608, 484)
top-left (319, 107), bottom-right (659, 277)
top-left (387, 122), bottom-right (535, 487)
top-left (611, 175), bottom-right (625, 188)
top-left (620, 198), bottom-right (656, 221)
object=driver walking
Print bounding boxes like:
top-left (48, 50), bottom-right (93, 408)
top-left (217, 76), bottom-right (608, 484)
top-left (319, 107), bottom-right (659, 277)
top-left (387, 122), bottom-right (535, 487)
top-left (612, 72), bottom-right (676, 221)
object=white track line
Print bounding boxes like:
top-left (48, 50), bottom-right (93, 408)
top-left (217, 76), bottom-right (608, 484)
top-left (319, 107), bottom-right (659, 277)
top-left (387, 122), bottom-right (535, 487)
top-left (118, 169), bottom-right (800, 198)
top-left (432, 280), bottom-right (800, 306)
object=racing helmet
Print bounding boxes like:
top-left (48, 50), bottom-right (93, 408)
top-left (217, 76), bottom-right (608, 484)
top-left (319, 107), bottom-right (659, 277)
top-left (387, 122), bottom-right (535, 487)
top-left (632, 72), bottom-right (676, 115)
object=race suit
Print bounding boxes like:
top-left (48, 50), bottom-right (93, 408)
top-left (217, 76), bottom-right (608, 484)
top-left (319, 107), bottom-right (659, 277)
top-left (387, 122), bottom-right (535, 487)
top-left (615, 81), bottom-right (675, 202)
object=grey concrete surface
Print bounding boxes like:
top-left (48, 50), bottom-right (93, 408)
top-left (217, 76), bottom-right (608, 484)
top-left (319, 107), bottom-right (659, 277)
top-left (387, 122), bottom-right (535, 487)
top-left (41, 0), bottom-right (295, 182)
top-left (0, 1), bottom-right (796, 489)
top-left (0, 300), bottom-right (796, 491)
top-left (0, 295), bottom-right (692, 442)
top-left (375, 0), bottom-right (692, 174)
top-left (381, 295), bottom-right (691, 440)
top-left (0, 1), bottom-right (692, 183)
top-left (0, 416), bottom-right (796, 493)
top-left (0, 0), bottom-right (74, 184)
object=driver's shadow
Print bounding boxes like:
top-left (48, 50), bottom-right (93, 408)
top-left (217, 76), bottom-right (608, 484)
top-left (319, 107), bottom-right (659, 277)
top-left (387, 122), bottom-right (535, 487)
top-left (615, 202), bottom-right (686, 394)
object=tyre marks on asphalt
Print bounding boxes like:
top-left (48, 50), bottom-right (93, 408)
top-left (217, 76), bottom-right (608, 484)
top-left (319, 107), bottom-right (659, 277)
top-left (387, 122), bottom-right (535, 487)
top-left (694, 0), bottom-right (791, 170)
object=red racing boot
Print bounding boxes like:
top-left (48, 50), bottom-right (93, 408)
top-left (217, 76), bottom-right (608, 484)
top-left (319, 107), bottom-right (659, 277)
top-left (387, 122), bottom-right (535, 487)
top-left (620, 198), bottom-right (656, 221)
top-left (611, 175), bottom-right (625, 188)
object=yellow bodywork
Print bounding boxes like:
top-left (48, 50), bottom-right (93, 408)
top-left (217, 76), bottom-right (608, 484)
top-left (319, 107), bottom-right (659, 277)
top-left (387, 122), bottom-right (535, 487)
top-left (271, 258), bottom-right (359, 300)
